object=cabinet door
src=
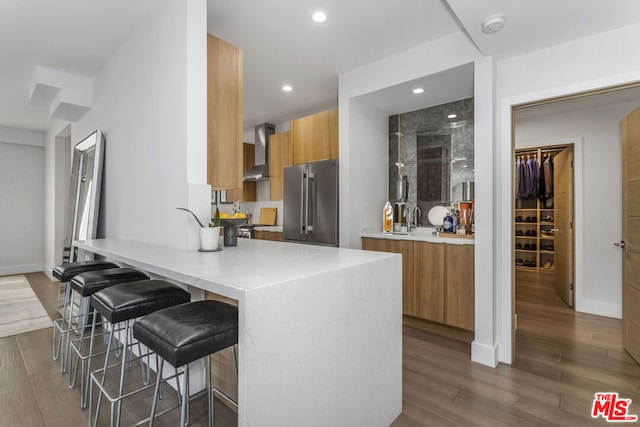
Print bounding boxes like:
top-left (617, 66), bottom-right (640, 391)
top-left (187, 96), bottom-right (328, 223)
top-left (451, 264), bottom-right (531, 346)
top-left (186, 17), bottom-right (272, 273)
top-left (227, 143), bottom-right (256, 202)
top-left (445, 244), bottom-right (474, 330)
top-left (315, 108), bottom-right (339, 161)
top-left (269, 131), bottom-right (292, 201)
top-left (387, 240), bottom-right (415, 317)
top-left (291, 114), bottom-right (317, 164)
top-left (291, 107), bottom-right (338, 164)
top-left (414, 241), bottom-right (445, 322)
top-left (361, 237), bottom-right (388, 252)
top-left (207, 35), bottom-right (243, 190)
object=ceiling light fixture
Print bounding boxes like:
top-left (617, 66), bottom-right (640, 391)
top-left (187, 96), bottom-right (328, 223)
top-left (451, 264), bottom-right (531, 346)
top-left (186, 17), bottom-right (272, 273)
top-left (412, 88), bottom-right (424, 94)
top-left (448, 113), bottom-right (457, 119)
top-left (481, 14), bottom-right (506, 34)
top-left (312, 11), bottom-right (327, 23)
top-left (282, 85), bottom-right (292, 92)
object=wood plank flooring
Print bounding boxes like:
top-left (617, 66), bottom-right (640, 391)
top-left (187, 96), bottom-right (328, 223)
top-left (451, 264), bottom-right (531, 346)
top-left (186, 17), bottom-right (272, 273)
top-left (2, 273), bottom-right (639, 426)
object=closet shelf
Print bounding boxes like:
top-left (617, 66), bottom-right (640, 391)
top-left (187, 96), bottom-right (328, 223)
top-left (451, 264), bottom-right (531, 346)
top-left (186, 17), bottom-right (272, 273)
top-left (515, 146), bottom-right (559, 273)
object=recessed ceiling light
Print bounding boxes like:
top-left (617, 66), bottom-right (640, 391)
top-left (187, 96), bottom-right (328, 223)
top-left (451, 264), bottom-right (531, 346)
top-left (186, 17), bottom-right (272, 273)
top-left (448, 113), bottom-right (457, 119)
top-left (412, 88), bottom-right (424, 94)
top-left (312, 11), bottom-right (327, 23)
top-left (282, 85), bottom-right (292, 92)
top-left (481, 14), bottom-right (506, 34)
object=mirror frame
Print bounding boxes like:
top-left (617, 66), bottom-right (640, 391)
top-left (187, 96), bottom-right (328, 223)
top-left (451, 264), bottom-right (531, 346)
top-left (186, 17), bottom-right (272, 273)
top-left (63, 130), bottom-right (105, 262)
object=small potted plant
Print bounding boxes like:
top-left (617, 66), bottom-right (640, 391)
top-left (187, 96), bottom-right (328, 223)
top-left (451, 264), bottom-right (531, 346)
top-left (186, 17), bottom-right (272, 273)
top-left (177, 207), bottom-right (221, 250)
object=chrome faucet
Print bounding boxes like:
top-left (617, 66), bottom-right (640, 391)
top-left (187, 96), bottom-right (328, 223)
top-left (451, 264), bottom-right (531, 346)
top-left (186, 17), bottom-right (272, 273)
top-left (412, 205), bottom-right (422, 229)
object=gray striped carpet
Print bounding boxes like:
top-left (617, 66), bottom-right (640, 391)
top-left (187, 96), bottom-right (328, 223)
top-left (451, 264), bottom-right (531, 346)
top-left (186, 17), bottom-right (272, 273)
top-left (0, 274), bottom-right (51, 338)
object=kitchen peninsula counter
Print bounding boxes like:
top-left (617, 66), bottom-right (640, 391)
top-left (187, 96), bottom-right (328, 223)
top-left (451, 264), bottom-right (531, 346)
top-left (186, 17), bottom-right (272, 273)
top-left (74, 238), bottom-right (402, 426)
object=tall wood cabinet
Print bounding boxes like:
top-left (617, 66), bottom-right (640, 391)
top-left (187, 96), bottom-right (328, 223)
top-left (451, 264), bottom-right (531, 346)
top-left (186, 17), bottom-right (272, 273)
top-left (226, 143), bottom-right (256, 202)
top-left (291, 107), bottom-right (338, 164)
top-left (207, 34), bottom-right (243, 190)
top-left (269, 131), bottom-right (292, 201)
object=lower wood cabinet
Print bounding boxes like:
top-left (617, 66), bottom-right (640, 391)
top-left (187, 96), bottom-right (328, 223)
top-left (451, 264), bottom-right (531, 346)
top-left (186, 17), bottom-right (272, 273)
top-left (414, 242), bottom-right (445, 323)
top-left (362, 237), bottom-right (474, 330)
top-left (445, 244), bottom-right (475, 330)
top-left (387, 239), bottom-right (415, 317)
top-left (254, 231), bottom-right (283, 242)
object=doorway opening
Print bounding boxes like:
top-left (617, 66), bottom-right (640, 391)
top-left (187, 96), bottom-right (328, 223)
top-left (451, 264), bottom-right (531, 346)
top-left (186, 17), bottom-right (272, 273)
top-left (510, 83), bottom-right (640, 365)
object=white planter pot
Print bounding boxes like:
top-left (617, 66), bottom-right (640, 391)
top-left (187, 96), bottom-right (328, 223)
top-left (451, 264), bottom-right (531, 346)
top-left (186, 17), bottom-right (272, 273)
top-left (200, 227), bottom-right (221, 250)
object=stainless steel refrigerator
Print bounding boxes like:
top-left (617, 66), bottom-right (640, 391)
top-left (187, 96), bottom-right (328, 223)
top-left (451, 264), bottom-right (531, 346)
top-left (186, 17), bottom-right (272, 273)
top-left (283, 159), bottom-right (338, 246)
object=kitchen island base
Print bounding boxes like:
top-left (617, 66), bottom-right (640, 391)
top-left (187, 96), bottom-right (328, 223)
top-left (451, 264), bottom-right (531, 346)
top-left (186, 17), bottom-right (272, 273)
top-left (74, 238), bottom-right (402, 426)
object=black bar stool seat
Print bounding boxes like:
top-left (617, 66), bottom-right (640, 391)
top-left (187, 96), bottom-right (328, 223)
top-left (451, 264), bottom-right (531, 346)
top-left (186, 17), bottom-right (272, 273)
top-left (53, 260), bottom-right (119, 282)
top-left (89, 280), bottom-right (191, 427)
top-left (92, 280), bottom-right (192, 324)
top-left (134, 300), bottom-right (238, 368)
top-left (133, 300), bottom-right (238, 426)
top-left (71, 267), bottom-right (149, 297)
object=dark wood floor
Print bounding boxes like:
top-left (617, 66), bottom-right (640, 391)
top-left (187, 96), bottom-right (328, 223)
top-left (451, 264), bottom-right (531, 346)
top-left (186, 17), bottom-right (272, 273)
top-left (2, 272), bottom-right (639, 426)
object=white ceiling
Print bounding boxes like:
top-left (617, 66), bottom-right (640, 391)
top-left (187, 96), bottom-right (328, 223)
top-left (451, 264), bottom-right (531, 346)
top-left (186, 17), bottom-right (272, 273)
top-left (0, 1), bottom-right (639, 134)
top-left (0, 0), bottom-right (157, 132)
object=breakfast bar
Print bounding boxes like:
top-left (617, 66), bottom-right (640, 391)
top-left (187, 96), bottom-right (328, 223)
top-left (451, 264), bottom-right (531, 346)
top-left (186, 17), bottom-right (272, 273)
top-left (74, 238), bottom-right (402, 426)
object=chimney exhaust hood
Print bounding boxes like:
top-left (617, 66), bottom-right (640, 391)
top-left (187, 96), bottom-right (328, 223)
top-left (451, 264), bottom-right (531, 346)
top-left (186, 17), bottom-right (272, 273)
top-left (243, 123), bottom-right (275, 181)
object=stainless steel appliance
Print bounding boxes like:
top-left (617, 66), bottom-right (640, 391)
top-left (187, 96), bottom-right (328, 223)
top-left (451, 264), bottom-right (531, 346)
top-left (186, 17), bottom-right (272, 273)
top-left (283, 159), bottom-right (338, 246)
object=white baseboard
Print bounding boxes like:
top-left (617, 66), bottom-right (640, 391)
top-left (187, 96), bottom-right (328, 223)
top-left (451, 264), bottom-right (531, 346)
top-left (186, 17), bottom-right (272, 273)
top-left (0, 264), bottom-right (43, 276)
top-left (42, 265), bottom-right (55, 281)
top-left (471, 339), bottom-right (499, 367)
top-left (577, 298), bottom-right (622, 319)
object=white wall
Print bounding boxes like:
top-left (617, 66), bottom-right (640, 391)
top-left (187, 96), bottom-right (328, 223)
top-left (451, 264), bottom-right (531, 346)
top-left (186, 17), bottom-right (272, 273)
top-left (338, 32), bottom-right (502, 366)
top-left (516, 101), bottom-right (640, 318)
top-left (0, 127), bottom-right (46, 275)
top-left (495, 22), bottom-right (640, 363)
top-left (69, 0), bottom-right (207, 251)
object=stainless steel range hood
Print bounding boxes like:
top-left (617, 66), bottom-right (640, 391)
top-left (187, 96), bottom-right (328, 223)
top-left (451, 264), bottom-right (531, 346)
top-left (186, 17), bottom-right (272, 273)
top-left (243, 123), bottom-right (275, 181)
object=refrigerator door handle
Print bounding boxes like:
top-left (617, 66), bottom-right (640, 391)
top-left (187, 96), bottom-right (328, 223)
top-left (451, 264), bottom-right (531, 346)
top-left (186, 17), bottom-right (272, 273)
top-left (301, 171), bottom-right (307, 234)
top-left (307, 171), bottom-right (314, 233)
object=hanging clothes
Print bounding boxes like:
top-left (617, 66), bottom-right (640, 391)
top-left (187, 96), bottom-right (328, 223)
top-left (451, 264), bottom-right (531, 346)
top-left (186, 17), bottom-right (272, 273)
top-left (524, 156), bottom-right (533, 199)
top-left (543, 155), bottom-right (554, 199)
top-left (515, 156), bottom-right (521, 199)
top-left (517, 155), bottom-right (527, 199)
top-left (539, 155), bottom-right (547, 201)
top-left (529, 156), bottom-right (540, 199)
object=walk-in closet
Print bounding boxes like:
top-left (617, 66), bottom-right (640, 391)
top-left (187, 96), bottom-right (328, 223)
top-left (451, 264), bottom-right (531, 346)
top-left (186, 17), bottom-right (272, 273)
top-left (514, 143), bottom-right (575, 309)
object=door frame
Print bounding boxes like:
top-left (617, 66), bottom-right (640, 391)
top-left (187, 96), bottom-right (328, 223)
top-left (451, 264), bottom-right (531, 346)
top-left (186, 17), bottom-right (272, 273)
top-left (500, 79), bottom-right (640, 364)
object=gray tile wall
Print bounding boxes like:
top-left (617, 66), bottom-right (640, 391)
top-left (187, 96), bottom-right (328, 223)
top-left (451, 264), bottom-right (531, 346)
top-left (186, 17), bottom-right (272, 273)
top-left (388, 98), bottom-right (474, 226)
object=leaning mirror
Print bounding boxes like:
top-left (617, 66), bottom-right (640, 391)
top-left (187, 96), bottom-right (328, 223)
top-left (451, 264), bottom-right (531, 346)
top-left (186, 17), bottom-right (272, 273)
top-left (62, 130), bottom-right (105, 262)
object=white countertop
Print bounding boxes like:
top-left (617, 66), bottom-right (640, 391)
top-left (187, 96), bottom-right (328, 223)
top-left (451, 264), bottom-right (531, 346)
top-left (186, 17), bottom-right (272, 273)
top-left (74, 238), bottom-right (396, 300)
top-left (361, 227), bottom-right (475, 245)
top-left (74, 237), bottom-right (402, 426)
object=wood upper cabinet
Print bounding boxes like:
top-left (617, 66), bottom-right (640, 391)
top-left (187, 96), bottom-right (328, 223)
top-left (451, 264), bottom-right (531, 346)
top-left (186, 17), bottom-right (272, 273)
top-left (207, 34), bottom-right (243, 190)
top-left (291, 107), bottom-right (338, 164)
top-left (269, 131), bottom-right (292, 201)
top-left (414, 242), bottom-right (445, 323)
top-left (226, 143), bottom-right (256, 202)
top-left (445, 244), bottom-right (474, 331)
